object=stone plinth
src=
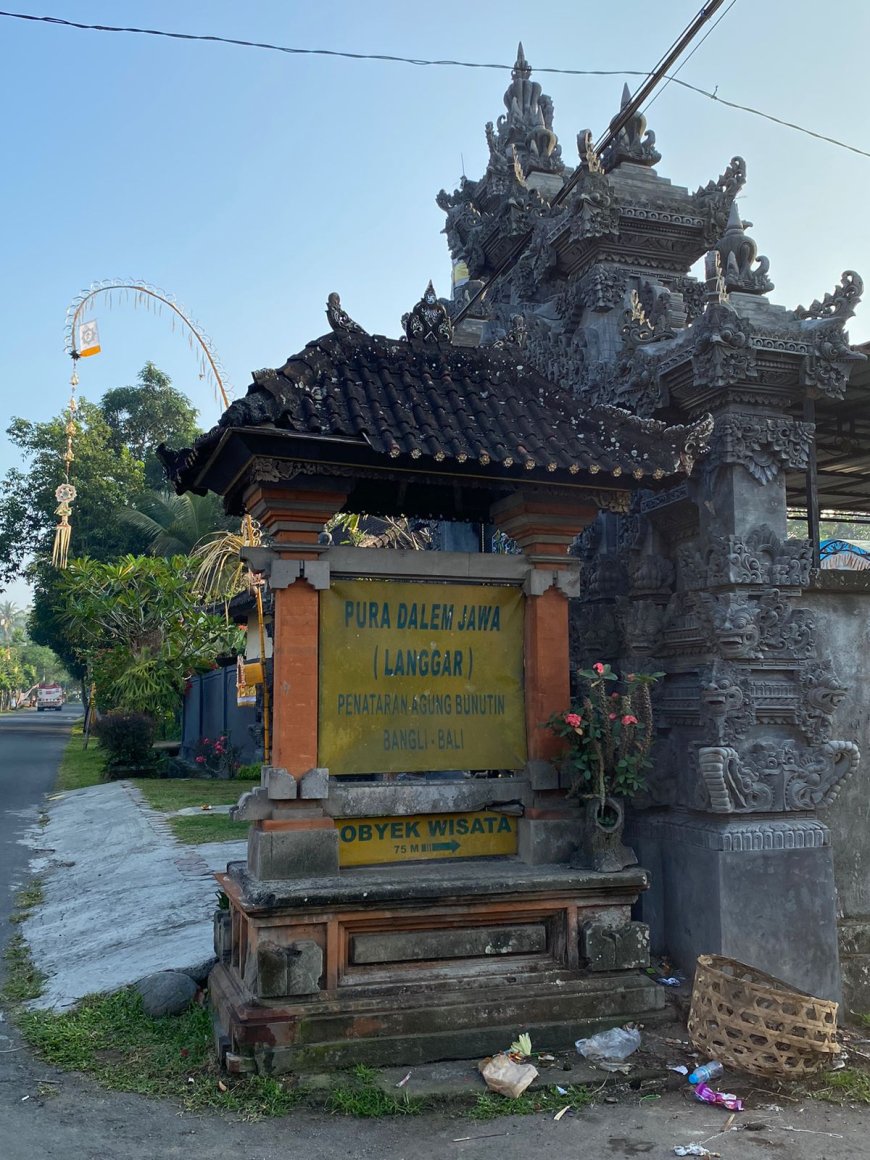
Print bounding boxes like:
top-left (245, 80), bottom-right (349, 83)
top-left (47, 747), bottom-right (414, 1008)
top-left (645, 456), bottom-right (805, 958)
top-left (630, 811), bottom-right (842, 1003)
top-left (211, 860), bottom-right (663, 1073)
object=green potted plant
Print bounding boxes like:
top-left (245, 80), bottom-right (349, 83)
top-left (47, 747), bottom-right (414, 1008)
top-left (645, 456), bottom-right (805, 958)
top-left (545, 662), bottom-right (662, 871)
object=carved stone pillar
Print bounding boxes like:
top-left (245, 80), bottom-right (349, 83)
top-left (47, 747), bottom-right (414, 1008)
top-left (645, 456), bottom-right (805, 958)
top-left (622, 288), bottom-right (863, 1002)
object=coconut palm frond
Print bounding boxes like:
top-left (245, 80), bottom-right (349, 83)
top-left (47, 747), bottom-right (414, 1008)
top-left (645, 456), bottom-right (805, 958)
top-left (191, 518), bottom-right (261, 602)
top-left (119, 491), bottom-right (229, 558)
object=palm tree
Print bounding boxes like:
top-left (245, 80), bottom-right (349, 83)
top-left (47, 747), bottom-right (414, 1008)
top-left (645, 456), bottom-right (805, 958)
top-left (119, 490), bottom-right (231, 557)
top-left (0, 600), bottom-right (26, 644)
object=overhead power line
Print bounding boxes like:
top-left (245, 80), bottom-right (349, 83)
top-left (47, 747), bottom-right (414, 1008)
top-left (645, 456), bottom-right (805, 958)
top-left (0, 8), bottom-right (867, 160)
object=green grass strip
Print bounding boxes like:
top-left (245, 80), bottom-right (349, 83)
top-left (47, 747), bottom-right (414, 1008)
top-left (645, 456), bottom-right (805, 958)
top-left (16, 989), bottom-right (300, 1119)
top-left (56, 722), bottom-right (105, 791)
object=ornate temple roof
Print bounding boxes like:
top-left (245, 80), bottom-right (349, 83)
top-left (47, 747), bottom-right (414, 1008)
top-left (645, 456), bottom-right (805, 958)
top-left (161, 286), bottom-right (712, 514)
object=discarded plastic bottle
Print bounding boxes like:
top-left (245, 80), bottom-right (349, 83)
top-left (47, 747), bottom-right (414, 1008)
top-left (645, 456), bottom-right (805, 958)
top-left (687, 1061), bottom-right (723, 1085)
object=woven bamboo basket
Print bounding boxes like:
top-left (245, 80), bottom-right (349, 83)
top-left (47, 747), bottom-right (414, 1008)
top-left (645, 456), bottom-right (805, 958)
top-left (688, 955), bottom-right (839, 1078)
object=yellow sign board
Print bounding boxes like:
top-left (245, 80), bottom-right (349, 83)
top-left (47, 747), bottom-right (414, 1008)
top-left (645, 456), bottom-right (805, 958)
top-left (319, 579), bottom-right (527, 774)
top-left (338, 811), bottom-right (518, 866)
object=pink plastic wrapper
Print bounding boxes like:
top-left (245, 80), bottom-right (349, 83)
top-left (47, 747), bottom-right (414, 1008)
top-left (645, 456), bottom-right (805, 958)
top-left (693, 1082), bottom-right (744, 1112)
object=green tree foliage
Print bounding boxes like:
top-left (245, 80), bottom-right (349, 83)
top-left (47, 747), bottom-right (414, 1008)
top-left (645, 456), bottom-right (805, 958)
top-left (0, 362), bottom-right (208, 668)
top-left (28, 563), bottom-right (85, 681)
top-left (100, 362), bottom-right (200, 488)
top-left (0, 600), bottom-right (26, 643)
top-left (56, 556), bottom-right (242, 723)
top-left (119, 490), bottom-right (234, 557)
top-left (0, 644), bottom-right (29, 710)
top-left (0, 607), bottom-right (71, 709)
top-left (0, 400), bottom-right (148, 586)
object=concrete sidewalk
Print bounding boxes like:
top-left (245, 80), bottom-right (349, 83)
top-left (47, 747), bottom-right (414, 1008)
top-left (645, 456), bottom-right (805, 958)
top-left (22, 781), bottom-right (245, 1009)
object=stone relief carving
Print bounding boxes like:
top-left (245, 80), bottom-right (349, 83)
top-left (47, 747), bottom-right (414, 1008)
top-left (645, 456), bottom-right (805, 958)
top-left (565, 163), bottom-right (619, 243)
top-left (800, 320), bottom-right (865, 400)
top-left (617, 597), bottom-right (666, 656)
top-left (691, 301), bottom-right (756, 390)
top-left (661, 588), bottom-right (815, 661)
top-left (402, 281), bottom-right (454, 344)
top-left (700, 660), bottom-right (755, 744)
top-left (798, 661), bottom-right (848, 742)
top-left (691, 156), bottom-right (747, 246)
top-left (755, 589), bottom-right (815, 658)
top-left (628, 552), bottom-right (674, 595)
top-left (325, 292), bottom-right (368, 336)
top-left (708, 592), bottom-right (762, 659)
top-left (710, 413), bottom-right (813, 483)
top-left (699, 745), bottom-right (765, 812)
top-left (699, 739), bottom-right (859, 813)
top-left (705, 527), bottom-right (812, 588)
top-left (553, 265), bottom-right (627, 325)
top-left (570, 603), bottom-right (620, 665)
top-left (794, 270), bottom-right (864, 321)
top-left (673, 277), bottom-right (707, 324)
top-left (621, 286), bottom-right (675, 348)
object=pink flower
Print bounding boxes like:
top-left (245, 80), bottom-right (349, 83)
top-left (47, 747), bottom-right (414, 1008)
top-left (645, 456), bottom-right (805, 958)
top-left (622, 714), bottom-right (639, 726)
top-left (609, 712), bottom-right (617, 720)
top-left (593, 662), bottom-right (605, 674)
top-left (195, 755), bottom-right (206, 764)
top-left (610, 692), bottom-right (620, 700)
top-left (626, 673), bottom-right (636, 682)
top-left (564, 713), bottom-right (582, 727)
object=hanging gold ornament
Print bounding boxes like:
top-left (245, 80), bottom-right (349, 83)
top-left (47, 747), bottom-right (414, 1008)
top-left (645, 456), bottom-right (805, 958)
top-left (52, 364), bottom-right (79, 569)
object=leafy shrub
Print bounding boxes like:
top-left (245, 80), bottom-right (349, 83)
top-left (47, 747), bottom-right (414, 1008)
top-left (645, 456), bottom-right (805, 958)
top-left (236, 762), bottom-right (261, 781)
top-left (192, 734), bottom-right (241, 778)
top-left (95, 711), bottom-right (157, 777)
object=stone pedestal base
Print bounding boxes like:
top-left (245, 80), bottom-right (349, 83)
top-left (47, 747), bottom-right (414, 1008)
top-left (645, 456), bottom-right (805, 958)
top-left (247, 820), bottom-right (339, 879)
top-left (629, 811), bottom-right (841, 1003)
top-left (211, 860), bottom-right (664, 1073)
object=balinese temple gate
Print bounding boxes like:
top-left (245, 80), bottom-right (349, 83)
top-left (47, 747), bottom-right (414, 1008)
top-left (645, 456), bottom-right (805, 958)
top-left (164, 284), bottom-right (709, 1072)
top-left (164, 45), bottom-right (867, 1068)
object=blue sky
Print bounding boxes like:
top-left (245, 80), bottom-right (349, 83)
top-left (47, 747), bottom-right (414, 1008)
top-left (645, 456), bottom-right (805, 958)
top-left (2, 1), bottom-right (870, 604)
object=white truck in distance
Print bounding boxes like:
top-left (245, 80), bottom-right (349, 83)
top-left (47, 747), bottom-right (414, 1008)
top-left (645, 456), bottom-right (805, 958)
top-left (36, 684), bottom-right (65, 712)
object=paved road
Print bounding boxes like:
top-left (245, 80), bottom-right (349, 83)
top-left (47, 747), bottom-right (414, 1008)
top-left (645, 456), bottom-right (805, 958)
top-left (0, 706), bottom-right (78, 939)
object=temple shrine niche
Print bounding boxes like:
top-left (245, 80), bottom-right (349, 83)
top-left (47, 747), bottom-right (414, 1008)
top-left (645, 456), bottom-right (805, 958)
top-left (163, 45), bottom-right (868, 1068)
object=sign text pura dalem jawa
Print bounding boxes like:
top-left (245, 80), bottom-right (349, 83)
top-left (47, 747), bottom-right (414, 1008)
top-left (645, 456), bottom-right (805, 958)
top-left (319, 580), bottom-right (527, 774)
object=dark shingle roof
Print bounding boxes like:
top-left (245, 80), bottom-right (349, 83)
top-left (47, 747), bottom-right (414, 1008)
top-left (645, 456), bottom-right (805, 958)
top-left (204, 330), bottom-right (710, 482)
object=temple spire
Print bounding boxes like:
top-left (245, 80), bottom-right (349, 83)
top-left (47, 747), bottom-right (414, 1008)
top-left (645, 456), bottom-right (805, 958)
top-left (714, 202), bottom-right (774, 295)
top-left (601, 82), bottom-right (661, 170)
top-left (485, 41), bottom-right (562, 175)
top-left (514, 41), bottom-right (531, 78)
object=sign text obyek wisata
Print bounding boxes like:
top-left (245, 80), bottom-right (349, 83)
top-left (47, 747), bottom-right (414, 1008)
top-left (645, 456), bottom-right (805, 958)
top-left (319, 579), bottom-right (527, 774)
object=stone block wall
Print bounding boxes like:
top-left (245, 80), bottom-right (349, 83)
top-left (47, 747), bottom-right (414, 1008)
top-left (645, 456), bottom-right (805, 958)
top-left (801, 578), bottom-right (870, 1018)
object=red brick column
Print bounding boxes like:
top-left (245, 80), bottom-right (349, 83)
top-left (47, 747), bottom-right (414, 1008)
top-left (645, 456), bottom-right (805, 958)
top-left (489, 492), bottom-right (598, 763)
top-left (523, 586), bottom-right (572, 761)
top-left (271, 579), bottom-right (320, 774)
top-left (242, 479), bottom-right (350, 776)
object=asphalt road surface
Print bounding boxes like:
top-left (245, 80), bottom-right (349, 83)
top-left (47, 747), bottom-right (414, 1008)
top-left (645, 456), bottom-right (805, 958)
top-left (0, 705), bottom-right (78, 936)
top-left (0, 706), bottom-right (866, 1158)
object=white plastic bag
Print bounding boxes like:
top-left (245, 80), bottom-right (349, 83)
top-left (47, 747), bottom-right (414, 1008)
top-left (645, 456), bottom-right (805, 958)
top-left (479, 1052), bottom-right (539, 1098)
top-left (575, 1026), bottom-right (641, 1070)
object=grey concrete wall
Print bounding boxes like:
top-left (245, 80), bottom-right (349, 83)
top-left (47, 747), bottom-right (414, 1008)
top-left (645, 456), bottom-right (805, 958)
top-left (181, 665), bottom-right (259, 766)
top-left (802, 580), bottom-right (870, 1016)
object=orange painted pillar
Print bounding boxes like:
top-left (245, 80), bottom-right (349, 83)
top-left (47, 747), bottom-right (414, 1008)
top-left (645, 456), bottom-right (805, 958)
top-left (490, 492), bottom-right (602, 763)
top-left (271, 579), bottom-right (320, 774)
top-left (243, 478), bottom-right (351, 777)
top-left (523, 585), bottom-right (572, 762)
